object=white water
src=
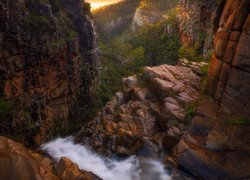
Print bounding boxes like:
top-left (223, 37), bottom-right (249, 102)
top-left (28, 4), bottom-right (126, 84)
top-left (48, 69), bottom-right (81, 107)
top-left (42, 137), bottom-right (171, 180)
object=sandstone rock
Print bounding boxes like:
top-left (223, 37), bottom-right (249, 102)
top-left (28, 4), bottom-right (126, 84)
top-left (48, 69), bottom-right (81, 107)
top-left (76, 61), bottom-right (203, 156)
top-left (164, 98), bottom-right (185, 121)
top-left (122, 75), bottom-right (138, 89)
top-left (0, 136), bottom-right (58, 180)
top-left (0, 0), bottom-right (100, 145)
top-left (56, 157), bottom-right (101, 180)
top-left (173, 96), bottom-right (250, 179)
top-left (207, 0), bottom-right (250, 119)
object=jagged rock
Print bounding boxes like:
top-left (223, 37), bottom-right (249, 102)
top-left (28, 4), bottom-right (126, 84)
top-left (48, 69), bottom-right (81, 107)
top-left (172, 97), bottom-right (250, 179)
top-left (0, 136), bottom-right (100, 180)
top-left (0, 136), bottom-right (58, 180)
top-left (56, 157), bottom-right (101, 180)
top-left (76, 60), bottom-right (204, 156)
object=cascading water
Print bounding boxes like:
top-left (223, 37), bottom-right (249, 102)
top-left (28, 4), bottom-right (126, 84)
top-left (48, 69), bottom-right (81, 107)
top-left (42, 137), bottom-right (171, 180)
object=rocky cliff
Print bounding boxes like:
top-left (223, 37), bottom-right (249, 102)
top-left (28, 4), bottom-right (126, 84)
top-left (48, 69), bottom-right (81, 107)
top-left (177, 0), bottom-right (221, 57)
top-left (0, 0), bottom-right (100, 145)
top-left (207, 0), bottom-right (250, 119)
top-left (76, 0), bottom-right (250, 179)
top-left (175, 4), bottom-right (250, 176)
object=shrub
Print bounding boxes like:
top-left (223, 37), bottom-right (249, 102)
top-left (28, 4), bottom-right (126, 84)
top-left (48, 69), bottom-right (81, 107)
top-left (231, 118), bottom-right (249, 125)
top-left (0, 98), bottom-right (12, 117)
top-left (24, 13), bottom-right (52, 32)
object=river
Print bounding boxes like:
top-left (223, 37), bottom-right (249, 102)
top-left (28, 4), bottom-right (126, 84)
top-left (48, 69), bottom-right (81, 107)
top-left (42, 137), bottom-right (171, 180)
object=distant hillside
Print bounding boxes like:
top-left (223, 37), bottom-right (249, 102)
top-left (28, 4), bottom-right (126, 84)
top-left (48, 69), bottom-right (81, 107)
top-left (139, 0), bottom-right (179, 12)
top-left (93, 0), bottom-right (179, 39)
top-left (93, 0), bottom-right (140, 39)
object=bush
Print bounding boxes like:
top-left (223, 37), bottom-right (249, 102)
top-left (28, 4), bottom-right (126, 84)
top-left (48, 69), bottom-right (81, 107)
top-left (0, 98), bottom-right (12, 117)
top-left (178, 44), bottom-right (204, 62)
top-left (24, 13), bottom-right (52, 32)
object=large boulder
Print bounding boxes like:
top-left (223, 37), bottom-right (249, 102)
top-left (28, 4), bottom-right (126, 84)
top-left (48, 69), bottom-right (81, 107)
top-left (76, 60), bottom-right (205, 156)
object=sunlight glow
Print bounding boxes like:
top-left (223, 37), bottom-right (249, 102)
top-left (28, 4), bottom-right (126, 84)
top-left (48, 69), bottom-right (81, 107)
top-left (86, 0), bottom-right (123, 10)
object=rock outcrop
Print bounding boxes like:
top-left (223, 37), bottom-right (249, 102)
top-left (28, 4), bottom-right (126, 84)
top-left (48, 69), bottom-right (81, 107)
top-left (0, 136), bottom-right (100, 180)
top-left (207, 0), bottom-right (250, 119)
top-left (56, 157), bottom-right (101, 180)
top-left (171, 0), bottom-right (250, 179)
top-left (76, 60), bottom-right (206, 156)
top-left (171, 97), bottom-right (250, 179)
top-left (0, 0), bottom-right (100, 145)
top-left (178, 0), bottom-right (220, 57)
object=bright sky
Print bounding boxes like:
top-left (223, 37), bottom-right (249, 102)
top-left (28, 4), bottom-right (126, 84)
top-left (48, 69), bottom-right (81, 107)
top-left (86, 0), bottom-right (123, 10)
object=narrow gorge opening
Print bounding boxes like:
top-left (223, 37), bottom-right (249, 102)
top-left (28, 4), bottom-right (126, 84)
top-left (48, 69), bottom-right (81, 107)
top-left (0, 0), bottom-right (249, 179)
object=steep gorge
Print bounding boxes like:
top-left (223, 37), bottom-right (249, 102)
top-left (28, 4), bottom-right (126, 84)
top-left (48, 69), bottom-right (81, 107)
top-left (0, 0), bottom-right (249, 179)
top-left (0, 0), bottom-right (100, 145)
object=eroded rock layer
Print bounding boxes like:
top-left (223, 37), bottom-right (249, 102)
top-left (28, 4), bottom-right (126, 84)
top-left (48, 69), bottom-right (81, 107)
top-left (0, 0), bottom-right (100, 144)
top-left (207, 0), bottom-right (250, 118)
top-left (172, 1), bottom-right (250, 179)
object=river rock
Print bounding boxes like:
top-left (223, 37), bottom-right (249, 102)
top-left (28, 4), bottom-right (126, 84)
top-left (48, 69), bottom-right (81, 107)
top-left (56, 157), bottom-right (101, 180)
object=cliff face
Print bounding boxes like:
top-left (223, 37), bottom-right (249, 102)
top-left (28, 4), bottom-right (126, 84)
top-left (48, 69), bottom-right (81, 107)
top-left (0, 0), bottom-right (100, 145)
top-left (92, 0), bottom-right (140, 38)
top-left (178, 0), bottom-right (220, 57)
top-left (172, 1), bottom-right (250, 178)
top-left (207, 0), bottom-right (250, 119)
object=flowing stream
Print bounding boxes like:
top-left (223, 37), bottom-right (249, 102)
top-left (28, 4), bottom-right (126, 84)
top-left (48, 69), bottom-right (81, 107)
top-left (42, 137), bottom-right (171, 180)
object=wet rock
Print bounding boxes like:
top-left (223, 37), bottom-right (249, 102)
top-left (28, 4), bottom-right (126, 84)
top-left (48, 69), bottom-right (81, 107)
top-left (56, 157), bottom-right (101, 180)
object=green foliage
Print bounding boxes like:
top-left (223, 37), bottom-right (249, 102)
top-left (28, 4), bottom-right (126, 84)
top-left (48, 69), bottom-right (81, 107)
top-left (178, 44), bottom-right (204, 62)
top-left (94, 7), bottom-right (181, 107)
top-left (139, 0), bottom-right (179, 11)
top-left (201, 64), bottom-right (209, 75)
top-left (0, 98), bottom-right (12, 117)
top-left (185, 105), bottom-right (196, 118)
top-left (231, 118), bottom-right (249, 125)
top-left (24, 13), bottom-right (52, 32)
top-left (130, 20), bottom-right (180, 66)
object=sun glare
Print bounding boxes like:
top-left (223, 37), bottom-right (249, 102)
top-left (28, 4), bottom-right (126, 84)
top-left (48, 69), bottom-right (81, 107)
top-left (91, 2), bottom-right (112, 10)
top-left (86, 0), bottom-right (123, 10)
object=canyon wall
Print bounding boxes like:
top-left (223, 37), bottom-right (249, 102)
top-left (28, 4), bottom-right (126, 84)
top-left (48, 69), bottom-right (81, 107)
top-left (178, 0), bottom-right (221, 57)
top-left (207, 0), bottom-right (250, 119)
top-left (0, 0), bottom-right (100, 145)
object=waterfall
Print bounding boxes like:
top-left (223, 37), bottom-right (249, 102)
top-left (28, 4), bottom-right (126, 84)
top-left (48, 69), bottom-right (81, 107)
top-left (42, 137), bottom-right (171, 180)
